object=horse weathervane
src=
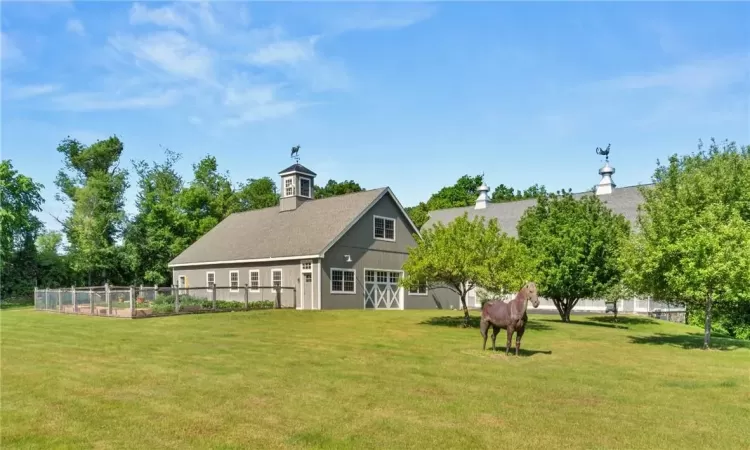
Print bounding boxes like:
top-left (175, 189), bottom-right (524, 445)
top-left (290, 145), bottom-right (300, 164)
top-left (595, 143), bottom-right (611, 162)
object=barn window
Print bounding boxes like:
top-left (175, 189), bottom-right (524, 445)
top-left (206, 272), bottom-right (215, 292)
top-left (409, 282), bottom-right (428, 295)
top-left (284, 177), bottom-right (294, 197)
top-left (373, 216), bottom-right (395, 241)
top-left (229, 271), bottom-right (239, 292)
top-left (249, 270), bottom-right (259, 292)
top-left (272, 269), bottom-right (282, 292)
top-left (299, 177), bottom-right (311, 198)
top-left (331, 269), bottom-right (355, 294)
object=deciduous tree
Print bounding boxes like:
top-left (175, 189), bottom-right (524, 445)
top-left (314, 179), bottom-right (364, 199)
top-left (518, 192), bottom-right (630, 322)
top-left (401, 213), bottom-right (532, 326)
top-left (622, 139), bottom-right (750, 349)
top-left (55, 136), bottom-right (129, 285)
top-left (125, 149), bottom-right (188, 285)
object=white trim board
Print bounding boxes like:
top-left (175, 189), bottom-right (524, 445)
top-left (169, 254), bottom-right (321, 268)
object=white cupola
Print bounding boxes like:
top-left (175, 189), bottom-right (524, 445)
top-left (475, 183), bottom-right (490, 209)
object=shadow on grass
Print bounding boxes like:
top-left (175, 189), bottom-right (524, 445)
top-left (533, 315), bottom-right (659, 330)
top-left (628, 333), bottom-right (750, 351)
top-left (419, 315), bottom-right (553, 331)
top-left (485, 347), bottom-right (553, 357)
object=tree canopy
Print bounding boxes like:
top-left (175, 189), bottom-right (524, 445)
top-left (1, 160), bottom-right (45, 297)
top-left (622, 139), bottom-right (750, 348)
top-left (517, 191), bottom-right (630, 322)
top-left (315, 179), bottom-right (364, 199)
top-left (401, 213), bottom-right (532, 325)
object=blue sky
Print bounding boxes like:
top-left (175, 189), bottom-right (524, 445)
top-left (2, 1), bottom-right (748, 232)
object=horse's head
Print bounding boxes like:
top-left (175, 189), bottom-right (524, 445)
top-left (524, 282), bottom-right (539, 308)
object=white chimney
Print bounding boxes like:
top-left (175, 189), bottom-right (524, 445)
top-left (596, 161), bottom-right (616, 195)
top-left (475, 183), bottom-right (490, 209)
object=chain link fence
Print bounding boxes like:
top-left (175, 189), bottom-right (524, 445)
top-left (34, 284), bottom-right (295, 318)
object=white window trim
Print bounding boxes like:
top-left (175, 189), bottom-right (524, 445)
top-left (408, 282), bottom-right (429, 296)
top-left (272, 269), bottom-right (283, 293)
top-left (330, 268), bottom-right (356, 294)
top-left (283, 177), bottom-right (295, 198)
top-left (206, 271), bottom-right (216, 293)
top-left (373, 215), bottom-right (396, 242)
top-left (248, 269), bottom-right (260, 292)
top-left (178, 275), bottom-right (187, 294)
top-left (299, 176), bottom-right (312, 199)
top-left (229, 270), bottom-right (239, 292)
top-left (301, 260), bottom-right (313, 272)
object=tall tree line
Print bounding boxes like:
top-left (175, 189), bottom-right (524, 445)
top-left (0, 135), bottom-right (366, 298)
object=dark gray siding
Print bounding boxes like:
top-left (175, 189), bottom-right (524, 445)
top-left (171, 259), bottom-right (321, 309)
top-left (321, 194), bottom-right (460, 310)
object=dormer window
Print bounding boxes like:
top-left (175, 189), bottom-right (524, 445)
top-left (374, 215), bottom-right (396, 241)
top-left (284, 177), bottom-right (295, 197)
top-left (299, 177), bottom-right (311, 198)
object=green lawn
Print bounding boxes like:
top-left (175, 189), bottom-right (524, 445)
top-left (2, 308), bottom-right (749, 449)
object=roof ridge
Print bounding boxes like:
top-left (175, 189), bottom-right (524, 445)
top-left (228, 187), bottom-right (387, 218)
top-left (428, 183), bottom-right (654, 213)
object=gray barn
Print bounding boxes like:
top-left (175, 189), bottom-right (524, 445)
top-left (169, 163), bottom-right (459, 310)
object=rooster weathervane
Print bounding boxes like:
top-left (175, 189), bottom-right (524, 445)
top-left (595, 143), bottom-right (611, 162)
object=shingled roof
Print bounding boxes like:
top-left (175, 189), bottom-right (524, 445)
top-left (278, 163), bottom-right (316, 177)
top-left (423, 184), bottom-right (652, 237)
top-left (169, 188), bottom-right (395, 267)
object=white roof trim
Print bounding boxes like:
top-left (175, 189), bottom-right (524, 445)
top-left (319, 188), bottom-right (422, 257)
top-left (168, 254), bottom-right (321, 268)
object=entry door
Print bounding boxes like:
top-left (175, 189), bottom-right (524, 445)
top-left (302, 273), bottom-right (312, 309)
top-left (364, 270), bottom-right (403, 309)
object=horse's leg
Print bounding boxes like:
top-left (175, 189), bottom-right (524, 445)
top-left (491, 325), bottom-right (500, 351)
top-left (480, 319), bottom-right (490, 350)
top-left (505, 327), bottom-right (514, 356)
top-left (515, 325), bottom-right (525, 356)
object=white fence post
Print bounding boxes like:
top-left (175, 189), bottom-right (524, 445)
top-left (45, 288), bottom-right (49, 310)
top-left (174, 285), bottom-right (180, 313)
top-left (89, 288), bottom-right (94, 315)
top-left (58, 289), bottom-right (62, 312)
top-left (129, 286), bottom-right (135, 318)
top-left (106, 283), bottom-right (112, 316)
top-left (34, 287), bottom-right (38, 309)
top-left (71, 286), bottom-right (76, 313)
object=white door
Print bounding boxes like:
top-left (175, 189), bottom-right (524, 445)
top-left (364, 270), bottom-right (403, 310)
top-left (300, 261), bottom-right (313, 309)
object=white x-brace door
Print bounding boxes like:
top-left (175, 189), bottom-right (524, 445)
top-left (364, 269), bottom-right (404, 310)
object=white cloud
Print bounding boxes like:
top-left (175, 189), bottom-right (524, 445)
top-left (247, 37), bottom-right (318, 66)
top-left (222, 101), bottom-right (305, 126)
top-left (188, 116), bottom-right (202, 125)
top-left (5, 83), bottom-right (61, 99)
top-left (328, 4), bottom-right (436, 32)
top-left (592, 54), bottom-right (748, 92)
top-left (129, 2), bottom-right (192, 32)
top-left (51, 90), bottom-right (180, 111)
top-left (66, 18), bottom-right (85, 36)
top-left (1, 32), bottom-right (23, 60)
top-left (109, 31), bottom-right (214, 82)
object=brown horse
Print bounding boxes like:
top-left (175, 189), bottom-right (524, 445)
top-left (480, 282), bottom-right (540, 355)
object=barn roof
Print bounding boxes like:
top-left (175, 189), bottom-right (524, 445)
top-left (422, 184), bottom-right (652, 237)
top-left (169, 187), bottom-right (411, 267)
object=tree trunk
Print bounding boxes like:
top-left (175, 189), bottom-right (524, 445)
top-left (460, 293), bottom-right (470, 327)
top-left (703, 291), bottom-right (712, 350)
top-left (552, 298), bottom-right (566, 322)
